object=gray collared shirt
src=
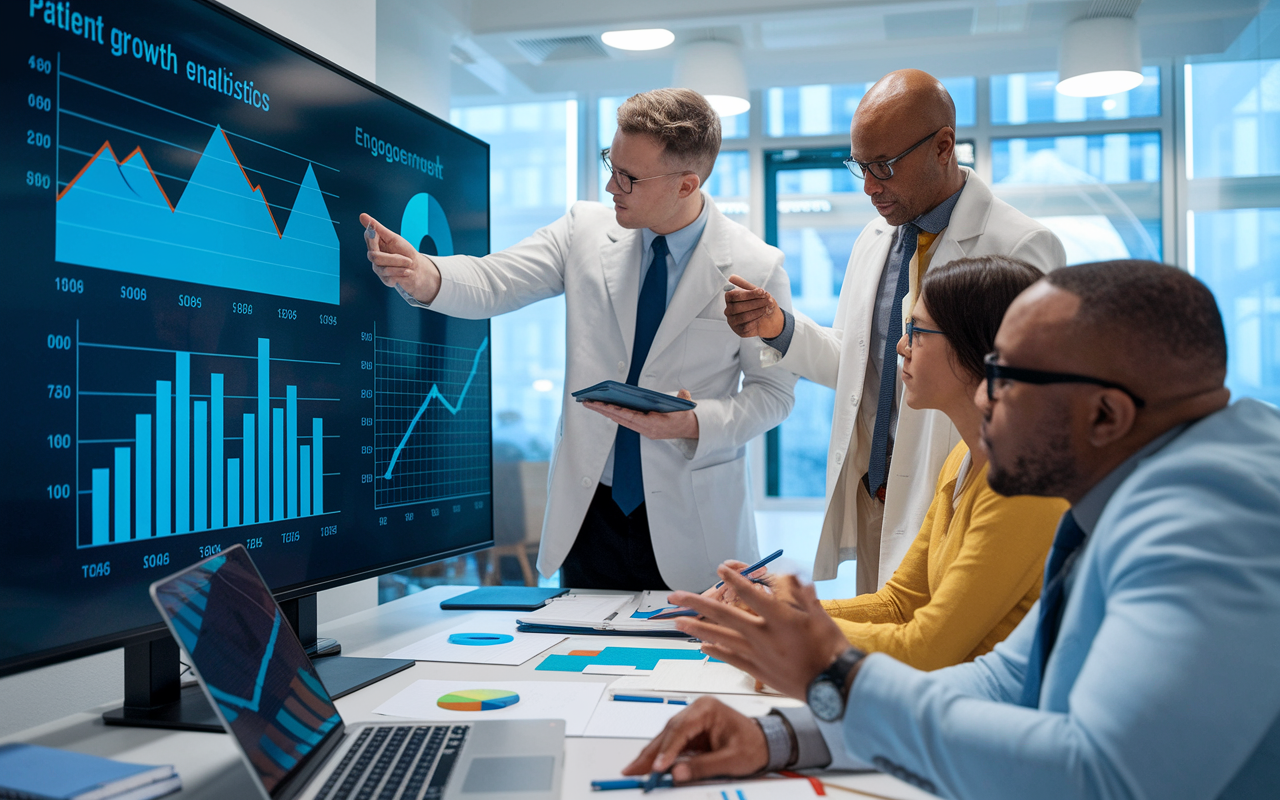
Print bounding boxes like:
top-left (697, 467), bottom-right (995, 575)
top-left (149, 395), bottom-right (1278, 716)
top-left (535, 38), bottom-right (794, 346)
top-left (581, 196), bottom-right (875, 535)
top-left (1070, 423), bottom-right (1189, 536)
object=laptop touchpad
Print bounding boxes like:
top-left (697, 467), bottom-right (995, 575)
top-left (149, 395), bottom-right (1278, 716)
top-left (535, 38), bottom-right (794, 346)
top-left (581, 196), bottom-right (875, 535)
top-left (461, 756), bottom-right (555, 793)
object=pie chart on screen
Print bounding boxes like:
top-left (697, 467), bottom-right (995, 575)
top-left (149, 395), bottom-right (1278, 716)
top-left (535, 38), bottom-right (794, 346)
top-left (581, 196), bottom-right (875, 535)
top-left (437, 689), bottom-right (521, 711)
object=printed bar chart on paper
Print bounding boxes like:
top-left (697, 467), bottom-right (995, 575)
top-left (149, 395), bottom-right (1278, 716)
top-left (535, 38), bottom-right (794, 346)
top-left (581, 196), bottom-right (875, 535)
top-left (374, 336), bottom-right (490, 510)
top-left (77, 329), bottom-right (340, 548)
top-left (53, 67), bottom-right (340, 304)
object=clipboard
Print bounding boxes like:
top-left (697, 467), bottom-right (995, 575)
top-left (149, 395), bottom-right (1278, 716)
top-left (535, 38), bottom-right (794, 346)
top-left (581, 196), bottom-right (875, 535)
top-left (571, 380), bottom-right (696, 414)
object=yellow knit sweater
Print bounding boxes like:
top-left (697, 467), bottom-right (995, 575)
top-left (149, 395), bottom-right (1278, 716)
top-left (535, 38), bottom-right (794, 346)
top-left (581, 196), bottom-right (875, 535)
top-left (821, 442), bottom-right (1067, 671)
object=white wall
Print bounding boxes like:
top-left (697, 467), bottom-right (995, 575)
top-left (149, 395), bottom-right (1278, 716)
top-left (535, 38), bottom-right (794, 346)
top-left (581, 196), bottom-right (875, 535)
top-left (0, 0), bottom-right (379, 740)
top-left (376, 0), bottom-right (462, 118)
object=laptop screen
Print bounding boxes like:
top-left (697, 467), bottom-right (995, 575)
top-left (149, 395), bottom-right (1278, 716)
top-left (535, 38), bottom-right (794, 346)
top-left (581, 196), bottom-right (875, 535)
top-left (152, 545), bottom-right (342, 794)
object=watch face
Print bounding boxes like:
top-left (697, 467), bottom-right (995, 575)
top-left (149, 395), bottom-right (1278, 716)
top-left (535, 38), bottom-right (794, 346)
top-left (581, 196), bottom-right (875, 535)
top-left (808, 680), bottom-right (844, 722)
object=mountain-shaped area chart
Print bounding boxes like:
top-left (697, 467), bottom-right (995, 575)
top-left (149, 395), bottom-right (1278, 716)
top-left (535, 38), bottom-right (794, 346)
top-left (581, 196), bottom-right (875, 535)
top-left (56, 126), bottom-right (339, 304)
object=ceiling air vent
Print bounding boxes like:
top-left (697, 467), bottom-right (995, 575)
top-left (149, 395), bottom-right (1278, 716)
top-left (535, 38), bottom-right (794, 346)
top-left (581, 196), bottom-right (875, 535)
top-left (512, 35), bottom-right (609, 65)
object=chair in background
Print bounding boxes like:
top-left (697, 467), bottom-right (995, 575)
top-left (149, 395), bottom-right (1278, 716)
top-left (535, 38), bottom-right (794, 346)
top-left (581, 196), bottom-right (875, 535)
top-left (483, 456), bottom-right (548, 586)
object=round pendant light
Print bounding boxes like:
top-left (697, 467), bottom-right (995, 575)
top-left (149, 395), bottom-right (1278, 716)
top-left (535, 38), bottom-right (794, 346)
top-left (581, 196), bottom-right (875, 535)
top-left (1057, 16), bottom-right (1144, 98)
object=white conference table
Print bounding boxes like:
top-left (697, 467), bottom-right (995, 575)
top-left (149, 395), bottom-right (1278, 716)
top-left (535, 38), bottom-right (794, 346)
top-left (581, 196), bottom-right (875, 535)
top-left (2, 585), bottom-right (934, 800)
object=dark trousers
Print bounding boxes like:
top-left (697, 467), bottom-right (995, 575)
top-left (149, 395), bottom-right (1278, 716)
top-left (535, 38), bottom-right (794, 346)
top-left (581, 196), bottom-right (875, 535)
top-left (560, 483), bottom-right (669, 591)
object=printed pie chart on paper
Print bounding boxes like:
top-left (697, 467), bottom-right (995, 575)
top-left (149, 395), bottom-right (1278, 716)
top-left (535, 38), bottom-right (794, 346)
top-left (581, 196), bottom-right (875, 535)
top-left (436, 689), bottom-right (521, 711)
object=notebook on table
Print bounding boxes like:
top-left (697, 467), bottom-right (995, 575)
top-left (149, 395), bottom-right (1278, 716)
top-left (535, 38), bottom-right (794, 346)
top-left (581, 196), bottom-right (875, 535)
top-left (149, 544), bottom-right (563, 800)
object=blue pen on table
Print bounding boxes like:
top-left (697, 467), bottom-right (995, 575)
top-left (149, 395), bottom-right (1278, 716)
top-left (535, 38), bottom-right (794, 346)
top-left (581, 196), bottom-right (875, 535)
top-left (650, 549), bottom-right (784, 621)
top-left (612, 694), bottom-right (689, 705)
top-left (591, 774), bottom-right (674, 792)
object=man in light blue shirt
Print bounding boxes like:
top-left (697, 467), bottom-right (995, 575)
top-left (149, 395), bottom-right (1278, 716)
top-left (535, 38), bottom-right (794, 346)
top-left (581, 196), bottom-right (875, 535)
top-left (625, 260), bottom-right (1280, 798)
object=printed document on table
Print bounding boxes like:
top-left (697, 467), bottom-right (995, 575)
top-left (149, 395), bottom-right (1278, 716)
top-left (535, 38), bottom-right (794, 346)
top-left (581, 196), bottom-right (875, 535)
top-left (609, 659), bottom-right (785, 697)
top-left (372, 679), bottom-right (605, 736)
top-left (380, 616), bottom-right (566, 666)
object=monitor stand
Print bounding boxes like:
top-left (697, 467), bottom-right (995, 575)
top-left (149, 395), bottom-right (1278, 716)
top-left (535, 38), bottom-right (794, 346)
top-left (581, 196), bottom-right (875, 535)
top-left (102, 636), bottom-right (223, 733)
top-left (280, 593), bottom-right (414, 700)
top-left (103, 594), bottom-right (414, 732)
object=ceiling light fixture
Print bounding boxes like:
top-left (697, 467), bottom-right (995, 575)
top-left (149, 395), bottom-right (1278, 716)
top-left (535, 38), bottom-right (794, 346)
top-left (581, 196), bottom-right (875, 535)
top-left (674, 40), bottom-right (751, 117)
top-left (601, 28), bottom-right (675, 51)
top-left (1056, 15), bottom-right (1144, 98)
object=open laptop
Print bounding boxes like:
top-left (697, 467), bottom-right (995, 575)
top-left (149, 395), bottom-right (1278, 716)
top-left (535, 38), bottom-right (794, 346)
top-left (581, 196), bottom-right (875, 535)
top-left (150, 544), bottom-right (564, 800)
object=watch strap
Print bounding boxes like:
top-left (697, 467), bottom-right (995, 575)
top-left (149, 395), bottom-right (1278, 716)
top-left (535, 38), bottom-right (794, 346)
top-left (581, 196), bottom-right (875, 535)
top-left (758, 713), bottom-right (794, 772)
top-left (808, 647), bottom-right (867, 721)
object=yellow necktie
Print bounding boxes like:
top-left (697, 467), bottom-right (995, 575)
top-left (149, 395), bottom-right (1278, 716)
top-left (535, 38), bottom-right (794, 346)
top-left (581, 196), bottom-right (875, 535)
top-left (904, 228), bottom-right (942, 327)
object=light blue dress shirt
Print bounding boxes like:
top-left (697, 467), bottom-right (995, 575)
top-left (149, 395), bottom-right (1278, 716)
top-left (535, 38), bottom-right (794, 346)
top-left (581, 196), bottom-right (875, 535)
top-left (816, 398), bottom-right (1280, 798)
top-left (599, 196), bottom-right (712, 486)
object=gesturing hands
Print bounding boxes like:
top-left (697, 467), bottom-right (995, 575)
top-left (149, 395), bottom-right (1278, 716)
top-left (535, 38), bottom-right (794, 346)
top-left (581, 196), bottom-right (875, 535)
top-left (724, 275), bottom-right (785, 340)
top-left (360, 213), bottom-right (442, 304)
top-left (668, 564), bottom-right (850, 701)
top-left (582, 389), bottom-right (700, 441)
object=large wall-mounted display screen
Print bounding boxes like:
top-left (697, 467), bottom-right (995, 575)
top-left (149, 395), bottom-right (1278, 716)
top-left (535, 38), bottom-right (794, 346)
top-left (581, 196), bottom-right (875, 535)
top-left (1, 0), bottom-right (491, 674)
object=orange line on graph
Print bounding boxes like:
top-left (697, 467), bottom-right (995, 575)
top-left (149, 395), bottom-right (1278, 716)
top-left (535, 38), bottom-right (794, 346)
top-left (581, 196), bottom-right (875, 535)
top-left (56, 141), bottom-right (176, 212)
top-left (221, 127), bottom-right (282, 238)
top-left (56, 132), bottom-right (284, 239)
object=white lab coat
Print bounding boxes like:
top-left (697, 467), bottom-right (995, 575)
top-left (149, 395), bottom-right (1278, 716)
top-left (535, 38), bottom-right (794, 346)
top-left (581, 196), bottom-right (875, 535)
top-left (422, 198), bottom-right (797, 590)
top-left (761, 168), bottom-right (1066, 587)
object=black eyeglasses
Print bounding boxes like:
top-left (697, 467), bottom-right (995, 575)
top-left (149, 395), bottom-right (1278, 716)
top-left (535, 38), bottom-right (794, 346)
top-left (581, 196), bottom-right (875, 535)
top-left (600, 148), bottom-right (693, 194)
top-left (983, 353), bottom-right (1146, 408)
top-left (905, 318), bottom-right (944, 347)
top-left (844, 129), bottom-right (942, 181)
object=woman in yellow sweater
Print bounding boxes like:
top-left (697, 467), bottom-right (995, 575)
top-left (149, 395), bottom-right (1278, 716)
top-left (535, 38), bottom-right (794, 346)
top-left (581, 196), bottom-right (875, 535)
top-left (822, 255), bottom-right (1067, 670)
top-left (724, 255), bottom-right (1067, 671)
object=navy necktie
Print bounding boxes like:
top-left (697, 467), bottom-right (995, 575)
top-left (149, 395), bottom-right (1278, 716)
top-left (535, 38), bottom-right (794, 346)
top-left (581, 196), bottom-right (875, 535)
top-left (867, 223), bottom-right (919, 498)
top-left (612, 236), bottom-right (670, 515)
top-left (1020, 511), bottom-right (1088, 707)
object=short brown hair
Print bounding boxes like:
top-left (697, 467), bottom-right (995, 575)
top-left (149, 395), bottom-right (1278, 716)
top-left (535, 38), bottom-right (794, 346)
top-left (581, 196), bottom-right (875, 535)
top-left (616, 89), bottom-right (721, 181)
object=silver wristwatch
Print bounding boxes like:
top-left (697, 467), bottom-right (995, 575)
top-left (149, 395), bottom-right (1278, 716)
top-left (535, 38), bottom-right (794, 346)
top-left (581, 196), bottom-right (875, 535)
top-left (806, 647), bottom-right (867, 722)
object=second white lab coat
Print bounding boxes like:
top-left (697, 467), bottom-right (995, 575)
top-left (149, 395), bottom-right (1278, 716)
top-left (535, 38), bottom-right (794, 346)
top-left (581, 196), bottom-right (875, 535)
top-left (762, 168), bottom-right (1066, 587)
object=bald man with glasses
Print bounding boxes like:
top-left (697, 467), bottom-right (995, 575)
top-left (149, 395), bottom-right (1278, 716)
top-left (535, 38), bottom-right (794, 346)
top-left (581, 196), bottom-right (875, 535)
top-left (726, 69), bottom-right (1066, 593)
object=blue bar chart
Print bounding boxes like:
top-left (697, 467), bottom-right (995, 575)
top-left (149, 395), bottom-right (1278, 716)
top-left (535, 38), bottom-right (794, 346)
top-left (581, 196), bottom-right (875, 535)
top-left (77, 331), bottom-right (339, 548)
top-left (374, 336), bottom-right (490, 509)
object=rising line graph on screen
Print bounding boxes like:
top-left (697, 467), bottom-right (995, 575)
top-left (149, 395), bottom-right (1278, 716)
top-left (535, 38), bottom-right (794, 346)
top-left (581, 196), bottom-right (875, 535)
top-left (374, 335), bottom-right (490, 510)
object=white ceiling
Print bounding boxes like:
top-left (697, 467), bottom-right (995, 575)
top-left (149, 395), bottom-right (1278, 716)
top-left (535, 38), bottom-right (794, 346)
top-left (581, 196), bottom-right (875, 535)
top-left (447, 0), bottom-right (1262, 102)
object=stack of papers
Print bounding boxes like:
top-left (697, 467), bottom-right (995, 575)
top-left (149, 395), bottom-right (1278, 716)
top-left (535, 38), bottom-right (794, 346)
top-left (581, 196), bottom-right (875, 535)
top-left (516, 592), bottom-right (686, 635)
top-left (0, 743), bottom-right (180, 800)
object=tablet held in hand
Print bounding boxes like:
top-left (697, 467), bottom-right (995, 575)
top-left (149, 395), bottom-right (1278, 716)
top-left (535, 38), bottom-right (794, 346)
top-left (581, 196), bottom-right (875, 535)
top-left (571, 381), bottom-right (697, 414)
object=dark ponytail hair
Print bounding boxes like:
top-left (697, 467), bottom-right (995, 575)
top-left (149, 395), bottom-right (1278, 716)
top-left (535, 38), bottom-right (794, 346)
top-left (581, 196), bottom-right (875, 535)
top-left (919, 255), bottom-right (1045, 383)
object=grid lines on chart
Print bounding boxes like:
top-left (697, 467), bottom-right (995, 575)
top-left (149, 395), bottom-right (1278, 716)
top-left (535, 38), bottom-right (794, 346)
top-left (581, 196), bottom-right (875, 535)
top-left (374, 336), bottom-right (490, 509)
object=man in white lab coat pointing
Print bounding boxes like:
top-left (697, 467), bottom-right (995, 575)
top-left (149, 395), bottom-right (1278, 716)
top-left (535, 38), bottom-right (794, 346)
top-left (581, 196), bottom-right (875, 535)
top-left (365, 89), bottom-right (796, 591)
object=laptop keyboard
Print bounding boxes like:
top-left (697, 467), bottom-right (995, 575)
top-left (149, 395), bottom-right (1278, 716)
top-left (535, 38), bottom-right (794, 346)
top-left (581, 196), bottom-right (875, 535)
top-left (315, 724), bottom-right (470, 800)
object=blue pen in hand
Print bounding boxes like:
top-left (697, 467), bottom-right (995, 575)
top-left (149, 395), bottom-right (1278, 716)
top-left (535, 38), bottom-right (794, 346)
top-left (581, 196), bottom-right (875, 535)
top-left (650, 549), bottom-right (784, 620)
top-left (711, 548), bottom-right (784, 590)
